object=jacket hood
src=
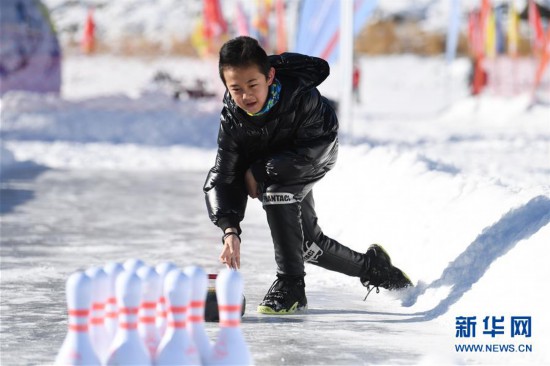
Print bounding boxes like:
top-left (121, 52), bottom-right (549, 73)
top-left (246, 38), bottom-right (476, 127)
top-left (269, 53), bottom-right (330, 92)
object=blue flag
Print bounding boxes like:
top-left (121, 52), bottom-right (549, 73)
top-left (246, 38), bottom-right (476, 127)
top-left (294, 0), bottom-right (378, 63)
top-left (445, 0), bottom-right (461, 64)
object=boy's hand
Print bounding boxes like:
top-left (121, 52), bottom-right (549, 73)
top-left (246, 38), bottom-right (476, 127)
top-left (245, 168), bottom-right (260, 199)
top-left (220, 228), bottom-right (241, 269)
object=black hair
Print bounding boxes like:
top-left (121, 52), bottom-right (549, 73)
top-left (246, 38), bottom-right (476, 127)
top-left (218, 36), bottom-right (271, 85)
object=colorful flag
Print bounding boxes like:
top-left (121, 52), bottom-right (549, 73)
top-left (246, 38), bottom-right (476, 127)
top-left (235, 0), bottom-right (249, 36)
top-left (468, 7), bottom-right (489, 95)
top-left (203, 0), bottom-right (227, 40)
top-left (295, 0), bottom-right (378, 63)
top-left (495, 7), bottom-right (506, 55)
top-left (468, 11), bottom-right (478, 56)
top-left (485, 6), bottom-right (496, 58)
top-left (528, 0), bottom-right (545, 54)
top-left (533, 28), bottom-right (550, 97)
top-left (472, 58), bottom-right (487, 95)
top-left (81, 8), bottom-right (95, 54)
top-left (445, 0), bottom-right (461, 63)
top-left (479, 0), bottom-right (492, 29)
top-left (479, 0), bottom-right (492, 56)
top-left (507, 1), bottom-right (519, 56)
top-left (469, 10), bottom-right (485, 58)
top-left (251, 0), bottom-right (271, 49)
top-left (275, 0), bottom-right (287, 54)
top-left (191, 18), bottom-right (208, 56)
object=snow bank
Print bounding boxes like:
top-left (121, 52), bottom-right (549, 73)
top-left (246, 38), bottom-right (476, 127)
top-left (313, 144), bottom-right (538, 280)
top-left (3, 141), bottom-right (215, 171)
top-left (0, 144), bottom-right (17, 172)
top-left (1, 90), bottom-right (220, 147)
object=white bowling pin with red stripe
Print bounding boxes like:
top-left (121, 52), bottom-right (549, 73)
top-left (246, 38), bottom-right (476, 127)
top-left (106, 271), bottom-right (151, 366)
top-left (137, 265), bottom-right (162, 359)
top-left (103, 262), bottom-right (124, 342)
top-left (209, 269), bottom-right (252, 365)
top-left (155, 262), bottom-right (177, 338)
top-left (184, 266), bottom-right (212, 364)
top-left (85, 267), bottom-right (110, 363)
top-left (155, 269), bottom-right (200, 365)
top-left (123, 258), bottom-right (145, 273)
top-left (55, 271), bottom-right (101, 366)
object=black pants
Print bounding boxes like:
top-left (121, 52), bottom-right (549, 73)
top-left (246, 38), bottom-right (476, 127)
top-left (262, 188), bottom-right (367, 277)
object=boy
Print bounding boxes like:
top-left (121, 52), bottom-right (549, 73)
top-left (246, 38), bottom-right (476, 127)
top-left (204, 36), bottom-right (411, 315)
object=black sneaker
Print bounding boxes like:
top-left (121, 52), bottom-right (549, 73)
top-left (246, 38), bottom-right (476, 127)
top-left (257, 274), bottom-right (307, 314)
top-left (360, 244), bottom-right (412, 295)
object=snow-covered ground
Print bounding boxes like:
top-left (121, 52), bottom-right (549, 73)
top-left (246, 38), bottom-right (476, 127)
top-left (1, 54), bottom-right (549, 365)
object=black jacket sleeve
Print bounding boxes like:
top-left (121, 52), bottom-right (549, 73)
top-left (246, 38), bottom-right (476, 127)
top-left (203, 113), bottom-right (248, 234)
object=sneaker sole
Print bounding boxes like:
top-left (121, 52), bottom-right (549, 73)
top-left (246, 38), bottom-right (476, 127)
top-left (372, 244), bottom-right (414, 288)
top-left (388, 267), bottom-right (413, 290)
top-left (400, 270), bottom-right (413, 288)
top-left (257, 302), bottom-right (308, 315)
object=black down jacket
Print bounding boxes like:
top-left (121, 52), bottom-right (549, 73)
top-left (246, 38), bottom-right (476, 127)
top-left (203, 52), bottom-right (338, 234)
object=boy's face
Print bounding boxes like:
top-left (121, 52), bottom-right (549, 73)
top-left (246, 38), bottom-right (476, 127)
top-left (223, 65), bottom-right (275, 115)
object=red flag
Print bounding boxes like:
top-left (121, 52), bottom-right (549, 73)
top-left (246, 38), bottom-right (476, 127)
top-left (468, 9), bottom-right (486, 59)
top-left (275, 0), bottom-right (287, 54)
top-left (532, 28), bottom-right (550, 97)
top-left (528, 0), bottom-right (545, 54)
top-left (472, 58), bottom-right (488, 96)
top-left (468, 1), bottom-right (492, 96)
top-left (81, 8), bottom-right (95, 54)
top-left (479, 0), bottom-right (492, 31)
top-left (235, 0), bottom-right (249, 36)
top-left (468, 11), bottom-right (477, 55)
top-left (203, 0), bottom-right (227, 40)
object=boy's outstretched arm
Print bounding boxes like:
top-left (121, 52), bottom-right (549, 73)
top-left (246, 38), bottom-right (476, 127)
top-left (204, 120), bottom-right (248, 235)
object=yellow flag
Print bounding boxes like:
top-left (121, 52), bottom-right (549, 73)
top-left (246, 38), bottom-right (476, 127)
top-left (507, 1), bottom-right (519, 56)
top-left (485, 7), bottom-right (496, 58)
top-left (191, 19), bottom-right (208, 57)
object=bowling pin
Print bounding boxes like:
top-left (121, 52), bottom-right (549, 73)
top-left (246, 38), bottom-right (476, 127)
top-left (103, 262), bottom-right (124, 342)
top-left (123, 258), bottom-right (145, 273)
top-left (85, 267), bottom-right (110, 364)
top-left (106, 271), bottom-right (151, 366)
top-left (184, 266), bottom-right (212, 364)
top-left (209, 269), bottom-right (252, 365)
top-left (155, 269), bottom-right (200, 365)
top-left (136, 265), bottom-right (162, 359)
top-left (55, 271), bottom-right (101, 366)
top-left (155, 262), bottom-right (177, 338)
